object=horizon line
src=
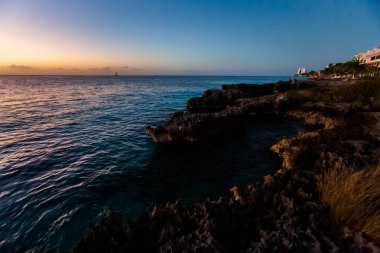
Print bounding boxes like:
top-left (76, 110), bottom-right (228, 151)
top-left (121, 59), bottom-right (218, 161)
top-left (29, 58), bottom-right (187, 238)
top-left (0, 74), bottom-right (296, 77)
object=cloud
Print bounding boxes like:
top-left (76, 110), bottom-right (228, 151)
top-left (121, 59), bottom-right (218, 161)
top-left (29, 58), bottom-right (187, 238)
top-left (88, 66), bottom-right (111, 72)
top-left (122, 66), bottom-right (142, 71)
top-left (130, 67), bottom-right (142, 71)
top-left (8, 64), bottom-right (38, 70)
top-left (0, 64), bottom-right (142, 75)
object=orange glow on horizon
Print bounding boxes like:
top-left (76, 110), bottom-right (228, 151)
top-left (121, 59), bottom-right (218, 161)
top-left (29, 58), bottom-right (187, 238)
top-left (0, 16), bottom-right (147, 75)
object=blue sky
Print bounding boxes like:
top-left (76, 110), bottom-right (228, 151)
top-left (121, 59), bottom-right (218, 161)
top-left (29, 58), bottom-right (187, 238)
top-left (0, 0), bottom-right (379, 75)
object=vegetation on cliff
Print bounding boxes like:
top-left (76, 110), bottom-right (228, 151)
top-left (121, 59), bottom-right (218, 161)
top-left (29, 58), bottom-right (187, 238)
top-left (286, 78), bottom-right (380, 110)
top-left (320, 59), bottom-right (378, 77)
top-left (319, 165), bottom-right (380, 241)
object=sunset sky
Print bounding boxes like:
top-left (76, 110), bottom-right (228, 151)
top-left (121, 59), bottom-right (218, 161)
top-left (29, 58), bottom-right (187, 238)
top-left (0, 0), bottom-right (379, 75)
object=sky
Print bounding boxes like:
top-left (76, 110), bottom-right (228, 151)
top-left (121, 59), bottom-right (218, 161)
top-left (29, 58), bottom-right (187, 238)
top-left (0, 0), bottom-right (379, 75)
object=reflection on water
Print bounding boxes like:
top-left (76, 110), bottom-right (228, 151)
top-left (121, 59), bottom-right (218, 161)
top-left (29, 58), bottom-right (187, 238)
top-left (0, 75), bottom-right (303, 252)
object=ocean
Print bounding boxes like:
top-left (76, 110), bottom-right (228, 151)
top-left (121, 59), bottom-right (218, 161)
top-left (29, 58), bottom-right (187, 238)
top-left (0, 76), bottom-right (305, 252)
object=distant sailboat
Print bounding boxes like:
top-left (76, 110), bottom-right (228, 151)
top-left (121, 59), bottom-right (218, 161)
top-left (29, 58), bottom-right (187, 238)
top-left (115, 72), bottom-right (118, 77)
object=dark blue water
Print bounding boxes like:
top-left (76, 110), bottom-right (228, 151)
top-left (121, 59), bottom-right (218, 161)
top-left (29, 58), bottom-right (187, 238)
top-left (0, 76), bottom-right (305, 252)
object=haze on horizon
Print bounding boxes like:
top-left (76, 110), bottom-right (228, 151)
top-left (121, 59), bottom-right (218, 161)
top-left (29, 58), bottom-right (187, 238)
top-left (0, 0), bottom-right (379, 76)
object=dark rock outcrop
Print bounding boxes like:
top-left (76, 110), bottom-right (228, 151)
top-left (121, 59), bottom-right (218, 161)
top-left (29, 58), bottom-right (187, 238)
top-left (187, 88), bottom-right (247, 113)
top-left (187, 80), bottom-right (312, 113)
top-left (146, 94), bottom-right (290, 143)
top-left (146, 107), bottom-right (248, 143)
top-left (146, 80), bottom-right (314, 143)
top-left (72, 210), bottom-right (127, 253)
top-left (272, 111), bottom-right (380, 171)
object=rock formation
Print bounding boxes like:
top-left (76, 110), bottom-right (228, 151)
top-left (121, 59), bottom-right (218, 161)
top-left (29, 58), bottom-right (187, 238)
top-left (146, 80), bottom-right (312, 143)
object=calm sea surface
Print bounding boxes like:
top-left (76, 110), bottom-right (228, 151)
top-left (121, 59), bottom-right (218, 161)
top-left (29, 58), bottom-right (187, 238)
top-left (0, 76), bottom-right (305, 252)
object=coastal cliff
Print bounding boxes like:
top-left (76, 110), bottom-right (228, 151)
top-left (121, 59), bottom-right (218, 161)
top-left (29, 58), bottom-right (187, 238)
top-left (72, 78), bottom-right (380, 253)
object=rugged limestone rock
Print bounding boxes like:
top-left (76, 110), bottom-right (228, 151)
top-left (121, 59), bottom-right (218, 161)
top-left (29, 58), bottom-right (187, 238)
top-left (186, 80), bottom-right (314, 113)
top-left (187, 88), bottom-right (247, 112)
top-left (186, 83), bottom-right (277, 113)
top-left (146, 94), bottom-right (290, 143)
top-left (145, 107), bottom-right (248, 142)
top-left (146, 80), bottom-right (315, 143)
top-left (273, 111), bottom-right (380, 172)
top-left (72, 210), bottom-right (127, 253)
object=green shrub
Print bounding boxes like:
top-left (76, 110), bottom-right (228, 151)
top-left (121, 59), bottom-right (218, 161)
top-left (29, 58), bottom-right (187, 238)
top-left (321, 60), bottom-right (378, 77)
top-left (286, 79), bottom-right (380, 110)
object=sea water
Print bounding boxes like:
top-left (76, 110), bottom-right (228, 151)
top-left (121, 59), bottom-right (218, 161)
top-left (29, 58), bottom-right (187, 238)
top-left (0, 76), bottom-right (305, 252)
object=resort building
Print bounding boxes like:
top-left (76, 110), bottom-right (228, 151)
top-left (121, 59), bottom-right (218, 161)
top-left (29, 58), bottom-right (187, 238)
top-left (355, 47), bottom-right (380, 68)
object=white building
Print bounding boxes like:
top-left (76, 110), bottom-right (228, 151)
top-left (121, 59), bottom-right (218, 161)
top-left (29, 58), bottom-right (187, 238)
top-left (297, 67), bottom-right (307, 75)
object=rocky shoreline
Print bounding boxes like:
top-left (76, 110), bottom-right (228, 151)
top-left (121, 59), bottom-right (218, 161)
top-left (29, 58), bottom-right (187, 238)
top-left (72, 78), bottom-right (380, 253)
